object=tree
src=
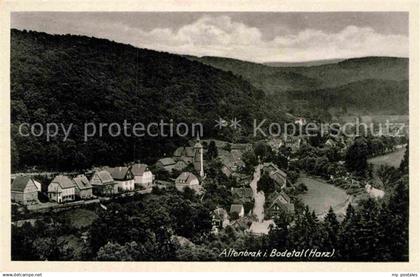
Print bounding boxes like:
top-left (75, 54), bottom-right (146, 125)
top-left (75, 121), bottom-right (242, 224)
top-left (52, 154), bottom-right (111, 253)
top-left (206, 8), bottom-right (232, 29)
top-left (254, 142), bottom-right (273, 162)
top-left (337, 204), bottom-right (361, 260)
top-left (345, 138), bottom-right (369, 176)
top-left (323, 207), bottom-right (339, 250)
top-left (242, 150), bottom-right (258, 173)
top-left (206, 140), bottom-right (218, 160)
top-left (385, 175), bottom-right (409, 261)
top-left (11, 138), bottom-right (20, 171)
top-left (296, 183), bottom-right (308, 193)
top-left (355, 198), bottom-right (382, 261)
top-left (289, 206), bottom-right (325, 250)
top-left (257, 172), bottom-right (276, 194)
top-left (97, 241), bottom-right (142, 261)
top-left (274, 151), bottom-right (289, 170)
top-left (399, 144), bottom-right (409, 174)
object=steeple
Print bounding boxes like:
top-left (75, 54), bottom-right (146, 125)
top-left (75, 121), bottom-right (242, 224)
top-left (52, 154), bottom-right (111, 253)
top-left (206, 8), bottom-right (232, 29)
top-left (193, 135), bottom-right (204, 177)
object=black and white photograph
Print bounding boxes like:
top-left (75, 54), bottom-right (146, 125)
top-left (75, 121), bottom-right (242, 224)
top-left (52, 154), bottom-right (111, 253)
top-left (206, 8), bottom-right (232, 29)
top-left (1, 1), bottom-right (419, 272)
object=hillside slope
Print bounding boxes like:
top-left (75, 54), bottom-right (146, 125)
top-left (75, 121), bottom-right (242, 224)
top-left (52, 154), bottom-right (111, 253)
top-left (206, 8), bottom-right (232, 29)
top-left (11, 29), bottom-right (275, 170)
top-left (290, 79), bottom-right (408, 115)
top-left (191, 56), bottom-right (408, 93)
top-left (189, 55), bottom-right (409, 115)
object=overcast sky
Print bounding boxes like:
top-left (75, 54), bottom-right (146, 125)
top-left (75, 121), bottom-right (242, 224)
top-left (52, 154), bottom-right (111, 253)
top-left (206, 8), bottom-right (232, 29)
top-left (11, 12), bottom-right (408, 62)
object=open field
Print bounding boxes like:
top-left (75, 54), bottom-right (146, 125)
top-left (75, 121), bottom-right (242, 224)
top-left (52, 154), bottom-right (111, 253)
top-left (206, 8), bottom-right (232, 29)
top-left (297, 176), bottom-right (349, 218)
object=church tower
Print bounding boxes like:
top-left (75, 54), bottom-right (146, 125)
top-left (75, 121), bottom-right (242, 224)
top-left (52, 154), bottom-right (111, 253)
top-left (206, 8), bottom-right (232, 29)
top-left (193, 136), bottom-right (204, 178)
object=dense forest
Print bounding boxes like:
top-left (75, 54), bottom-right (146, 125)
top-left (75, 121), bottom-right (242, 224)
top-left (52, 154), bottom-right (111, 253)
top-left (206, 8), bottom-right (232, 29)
top-left (11, 29), bottom-right (287, 171)
top-left (290, 79), bottom-right (408, 114)
top-left (190, 56), bottom-right (409, 115)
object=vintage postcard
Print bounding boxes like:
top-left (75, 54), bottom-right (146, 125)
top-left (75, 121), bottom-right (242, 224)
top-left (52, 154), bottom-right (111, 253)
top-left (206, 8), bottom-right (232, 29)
top-left (0, 0), bottom-right (419, 273)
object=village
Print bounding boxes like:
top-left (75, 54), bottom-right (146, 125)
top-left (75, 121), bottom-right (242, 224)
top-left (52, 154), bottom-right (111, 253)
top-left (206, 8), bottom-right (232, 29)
top-left (11, 135), bottom-right (292, 235)
top-left (12, 115), bottom-right (405, 237)
top-left (7, 12), bottom-right (411, 264)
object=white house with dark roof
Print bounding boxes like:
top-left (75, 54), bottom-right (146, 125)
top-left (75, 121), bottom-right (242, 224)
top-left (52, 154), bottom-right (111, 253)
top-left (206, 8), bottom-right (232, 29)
top-left (106, 167), bottom-right (135, 192)
top-left (48, 175), bottom-right (76, 203)
top-left (131, 163), bottom-right (154, 188)
top-left (11, 176), bottom-right (40, 205)
top-left (175, 172), bottom-right (202, 193)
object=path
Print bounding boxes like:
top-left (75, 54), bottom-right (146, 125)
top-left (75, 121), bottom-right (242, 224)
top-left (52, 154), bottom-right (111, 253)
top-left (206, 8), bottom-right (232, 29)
top-left (249, 164), bottom-right (264, 222)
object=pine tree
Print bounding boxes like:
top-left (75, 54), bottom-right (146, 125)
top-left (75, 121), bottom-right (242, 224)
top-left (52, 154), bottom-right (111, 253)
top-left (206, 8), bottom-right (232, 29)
top-left (323, 207), bottom-right (339, 251)
top-left (399, 144), bottom-right (409, 174)
top-left (337, 204), bottom-right (361, 260)
top-left (386, 176), bottom-right (409, 260)
top-left (357, 198), bottom-right (382, 261)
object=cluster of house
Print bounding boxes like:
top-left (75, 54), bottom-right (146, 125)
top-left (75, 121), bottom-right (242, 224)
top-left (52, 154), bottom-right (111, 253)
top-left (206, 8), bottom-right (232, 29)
top-left (11, 164), bottom-right (206, 206)
top-left (11, 163), bottom-right (155, 205)
top-left (12, 139), bottom-right (207, 206)
top-left (212, 162), bottom-right (295, 234)
top-left (155, 139), bottom-right (205, 178)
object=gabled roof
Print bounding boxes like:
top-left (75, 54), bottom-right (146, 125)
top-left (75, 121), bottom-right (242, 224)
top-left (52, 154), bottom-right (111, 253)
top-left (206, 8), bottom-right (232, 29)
top-left (50, 175), bottom-right (75, 189)
top-left (11, 176), bottom-right (35, 192)
top-left (267, 191), bottom-right (291, 205)
top-left (263, 163), bottom-right (287, 184)
top-left (176, 172), bottom-right (198, 184)
top-left (173, 146), bottom-right (196, 158)
top-left (267, 191), bottom-right (294, 212)
top-left (130, 163), bottom-right (149, 176)
top-left (231, 187), bottom-right (253, 200)
top-left (94, 170), bottom-right (114, 184)
top-left (262, 162), bottom-right (280, 173)
top-left (249, 220), bottom-right (275, 235)
top-left (173, 160), bottom-right (188, 171)
top-left (173, 147), bottom-right (185, 157)
top-left (230, 204), bottom-right (244, 214)
top-left (273, 168), bottom-right (287, 178)
top-left (178, 156), bottom-right (192, 164)
top-left (269, 170), bottom-right (287, 185)
top-left (158, 157), bottom-right (176, 166)
top-left (106, 167), bottom-right (132, 180)
top-left (184, 147), bottom-right (195, 157)
top-left (73, 174), bottom-right (92, 190)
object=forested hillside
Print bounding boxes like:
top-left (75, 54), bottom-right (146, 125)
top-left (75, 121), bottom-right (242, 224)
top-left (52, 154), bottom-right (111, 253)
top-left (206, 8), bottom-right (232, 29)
top-left (189, 56), bottom-right (409, 115)
top-left (290, 79), bottom-right (408, 115)
top-left (10, 29), bottom-right (409, 171)
top-left (11, 29), bottom-right (279, 171)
